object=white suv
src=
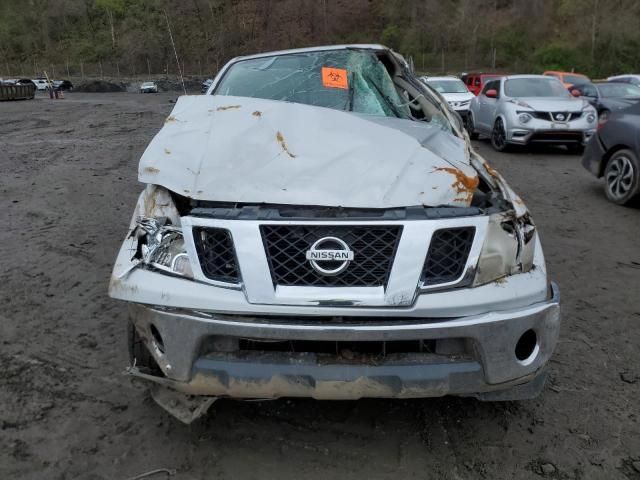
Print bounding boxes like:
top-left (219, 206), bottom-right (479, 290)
top-left (421, 75), bottom-right (474, 121)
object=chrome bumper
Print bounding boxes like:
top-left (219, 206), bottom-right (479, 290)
top-left (127, 283), bottom-right (561, 400)
top-left (506, 124), bottom-right (596, 145)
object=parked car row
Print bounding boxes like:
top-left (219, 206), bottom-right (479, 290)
top-left (421, 74), bottom-right (598, 153)
top-left (421, 69), bottom-right (640, 205)
top-left (1, 78), bottom-right (74, 91)
top-left (467, 75), bottom-right (598, 153)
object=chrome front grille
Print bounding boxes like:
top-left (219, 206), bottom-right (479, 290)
top-left (192, 227), bottom-right (241, 283)
top-left (421, 227), bottom-right (475, 286)
top-left (260, 225), bottom-right (402, 287)
top-left (529, 111), bottom-right (583, 121)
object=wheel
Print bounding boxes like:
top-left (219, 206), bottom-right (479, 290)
top-left (466, 113), bottom-right (479, 140)
top-left (603, 149), bottom-right (640, 205)
top-left (491, 117), bottom-right (509, 152)
top-left (127, 320), bottom-right (161, 374)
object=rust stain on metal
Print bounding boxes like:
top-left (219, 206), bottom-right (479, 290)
top-left (216, 105), bottom-right (241, 111)
top-left (276, 131), bottom-right (296, 158)
top-left (144, 166), bottom-right (160, 174)
top-left (433, 167), bottom-right (479, 203)
top-left (252, 110), bottom-right (262, 117)
top-left (483, 161), bottom-right (500, 179)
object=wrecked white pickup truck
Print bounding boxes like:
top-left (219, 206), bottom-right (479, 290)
top-left (109, 45), bottom-right (560, 422)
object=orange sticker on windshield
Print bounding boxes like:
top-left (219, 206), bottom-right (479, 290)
top-left (322, 67), bottom-right (348, 89)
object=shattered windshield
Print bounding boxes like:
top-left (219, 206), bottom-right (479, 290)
top-left (214, 50), bottom-right (414, 119)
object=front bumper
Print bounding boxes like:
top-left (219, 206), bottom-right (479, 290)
top-left (506, 117), bottom-right (596, 145)
top-left (128, 283), bottom-right (561, 401)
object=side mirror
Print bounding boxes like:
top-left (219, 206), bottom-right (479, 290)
top-left (485, 89), bottom-right (498, 99)
top-left (570, 89), bottom-right (581, 97)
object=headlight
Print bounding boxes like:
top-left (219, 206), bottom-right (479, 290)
top-left (131, 217), bottom-right (194, 278)
top-left (586, 113), bottom-right (596, 123)
top-left (149, 231), bottom-right (193, 277)
top-left (518, 113), bottom-right (532, 124)
top-left (473, 213), bottom-right (536, 286)
top-left (509, 99), bottom-right (532, 108)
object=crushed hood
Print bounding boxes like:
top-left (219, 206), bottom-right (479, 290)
top-left (138, 95), bottom-right (480, 208)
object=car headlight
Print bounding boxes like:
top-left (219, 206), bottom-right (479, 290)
top-left (586, 113), bottom-right (596, 123)
top-left (473, 213), bottom-right (536, 286)
top-left (509, 99), bottom-right (532, 108)
top-left (518, 113), bottom-right (532, 124)
top-left (131, 217), bottom-right (194, 278)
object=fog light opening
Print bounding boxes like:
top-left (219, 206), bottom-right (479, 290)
top-left (515, 329), bottom-right (538, 364)
top-left (150, 324), bottom-right (165, 354)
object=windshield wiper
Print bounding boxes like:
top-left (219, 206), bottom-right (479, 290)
top-left (364, 74), bottom-right (404, 118)
top-left (346, 72), bottom-right (355, 111)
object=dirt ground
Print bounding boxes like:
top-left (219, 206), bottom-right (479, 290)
top-left (1, 92), bottom-right (639, 480)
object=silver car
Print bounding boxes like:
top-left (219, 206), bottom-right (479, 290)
top-left (468, 75), bottom-right (597, 152)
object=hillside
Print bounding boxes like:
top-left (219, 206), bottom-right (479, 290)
top-left (1, 0), bottom-right (638, 79)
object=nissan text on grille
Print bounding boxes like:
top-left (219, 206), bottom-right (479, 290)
top-left (108, 45), bottom-right (561, 423)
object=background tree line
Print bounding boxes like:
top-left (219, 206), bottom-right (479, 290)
top-left (1, 0), bottom-right (639, 80)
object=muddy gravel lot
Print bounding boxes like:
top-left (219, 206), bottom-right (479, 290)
top-left (1, 92), bottom-right (639, 480)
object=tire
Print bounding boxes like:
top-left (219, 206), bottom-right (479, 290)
top-left (603, 149), bottom-right (640, 205)
top-left (127, 320), bottom-right (161, 374)
top-left (466, 113), bottom-right (479, 140)
top-left (491, 117), bottom-right (509, 152)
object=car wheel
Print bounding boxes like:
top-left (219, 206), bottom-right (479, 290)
top-left (604, 149), bottom-right (640, 205)
top-left (466, 114), bottom-right (479, 140)
top-left (127, 320), bottom-right (161, 374)
top-left (491, 118), bottom-right (509, 152)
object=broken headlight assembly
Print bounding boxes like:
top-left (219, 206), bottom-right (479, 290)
top-left (473, 213), bottom-right (536, 286)
top-left (130, 217), bottom-right (194, 279)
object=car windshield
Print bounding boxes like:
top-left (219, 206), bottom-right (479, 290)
top-left (214, 49), bottom-right (414, 120)
top-left (597, 83), bottom-right (640, 98)
top-left (564, 74), bottom-right (589, 85)
top-left (427, 79), bottom-right (468, 94)
top-left (142, 82), bottom-right (154, 87)
top-left (504, 78), bottom-right (570, 98)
